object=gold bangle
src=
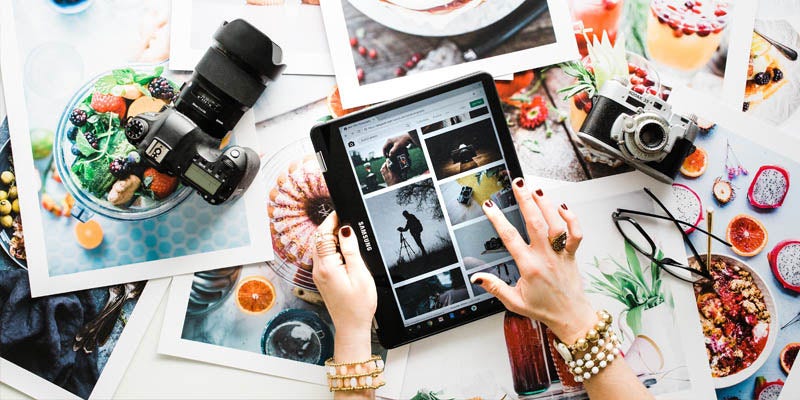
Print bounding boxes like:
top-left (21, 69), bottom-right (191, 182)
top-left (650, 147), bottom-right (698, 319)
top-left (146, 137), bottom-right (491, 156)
top-left (552, 310), bottom-right (620, 383)
top-left (325, 356), bottom-right (386, 392)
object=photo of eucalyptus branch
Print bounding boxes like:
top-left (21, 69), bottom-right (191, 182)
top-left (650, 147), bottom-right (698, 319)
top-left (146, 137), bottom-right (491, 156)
top-left (586, 241), bottom-right (665, 337)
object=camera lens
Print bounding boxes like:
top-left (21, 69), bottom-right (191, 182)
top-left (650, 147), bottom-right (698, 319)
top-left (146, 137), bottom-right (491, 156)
top-left (174, 19), bottom-right (286, 139)
top-left (636, 122), bottom-right (667, 151)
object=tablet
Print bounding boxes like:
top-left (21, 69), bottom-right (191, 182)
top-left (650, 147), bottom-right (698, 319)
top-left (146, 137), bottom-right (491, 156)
top-left (311, 72), bottom-right (526, 348)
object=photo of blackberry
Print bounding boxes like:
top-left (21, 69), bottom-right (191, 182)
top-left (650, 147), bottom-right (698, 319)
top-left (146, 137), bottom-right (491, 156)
top-left (109, 157), bottom-right (131, 178)
top-left (772, 68), bottom-right (783, 82)
top-left (753, 72), bottom-right (771, 85)
top-left (148, 77), bottom-right (175, 101)
top-left (84, 131), bottom-right (99, 149)
top-left (69, 109), bottom-right (88, 126)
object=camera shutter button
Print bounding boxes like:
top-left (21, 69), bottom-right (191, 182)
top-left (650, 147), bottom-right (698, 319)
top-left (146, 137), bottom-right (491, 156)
top-left (230, 149), bottom-right (240, 158)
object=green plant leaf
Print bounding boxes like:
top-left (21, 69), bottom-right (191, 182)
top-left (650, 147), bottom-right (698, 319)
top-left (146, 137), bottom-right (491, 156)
top-left (74, 131), bottom-right (96, 157)
top-left (94, 75), bottom-right (118, 94)
top-left (626, 305), bottom-right (644, 336)
top-left (625, 241), bottom-right (647, 286)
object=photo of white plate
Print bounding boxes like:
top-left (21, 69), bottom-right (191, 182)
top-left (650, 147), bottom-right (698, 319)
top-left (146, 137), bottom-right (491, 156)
top-left (347, 0), bottom-right (525, 37)
top-left (692, 253), bottom-right (780, 389)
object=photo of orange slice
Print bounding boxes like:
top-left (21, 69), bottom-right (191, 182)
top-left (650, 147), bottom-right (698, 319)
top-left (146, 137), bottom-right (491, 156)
top-left (726, 214), bottom-right (768, 257)
top-left (74, 220), bottom-right (104, 250)
top-left (235, 276), bottom-right (277, 315)
top-left (679, 146), bottom-right (707, 178)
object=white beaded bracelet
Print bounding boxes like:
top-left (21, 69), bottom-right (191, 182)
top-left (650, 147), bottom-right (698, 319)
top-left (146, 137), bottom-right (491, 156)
top-left (553, 310), bottom-right (621, 383)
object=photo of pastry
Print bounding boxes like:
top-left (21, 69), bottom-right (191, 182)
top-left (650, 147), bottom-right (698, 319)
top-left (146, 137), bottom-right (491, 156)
top-left (364, 179), bottom-right (459, 283)
top-left (424, 118), bottom-right (503, 180)
top-left (394, 267), bottom-right (470, 320)
top-left (439, 165), bottom-right (514, 226)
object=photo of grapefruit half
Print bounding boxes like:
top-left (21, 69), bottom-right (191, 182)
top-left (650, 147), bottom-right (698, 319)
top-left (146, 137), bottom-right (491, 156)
top-left (726, 214), bottom-right (768, 257)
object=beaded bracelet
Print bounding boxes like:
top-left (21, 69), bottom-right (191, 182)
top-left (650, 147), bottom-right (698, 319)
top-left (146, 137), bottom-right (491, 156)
top-left (553, 310), bottom-right (621, 383)
top-left (325, 355), bottom-right (386, 392)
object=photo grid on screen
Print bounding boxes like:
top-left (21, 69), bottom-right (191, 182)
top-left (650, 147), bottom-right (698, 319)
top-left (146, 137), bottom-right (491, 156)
top-left (340, 82), bottom-right (527, 326)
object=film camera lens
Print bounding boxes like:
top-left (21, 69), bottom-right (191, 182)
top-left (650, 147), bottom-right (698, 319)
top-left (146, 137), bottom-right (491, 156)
top-left (125, 19), bottom-right (285, 205)
top-left (635, 122), bottom-right (667, 153)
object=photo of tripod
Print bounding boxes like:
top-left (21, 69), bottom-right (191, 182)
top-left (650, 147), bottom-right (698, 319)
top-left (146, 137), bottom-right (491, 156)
top-left (397, 231), bottom-right (417, 264)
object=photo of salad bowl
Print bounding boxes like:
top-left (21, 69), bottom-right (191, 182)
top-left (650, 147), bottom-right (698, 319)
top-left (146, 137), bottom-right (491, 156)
top-left (690, 253), bottom-right (779, 388)
top-left (53, 65), bottom-right (193, 222)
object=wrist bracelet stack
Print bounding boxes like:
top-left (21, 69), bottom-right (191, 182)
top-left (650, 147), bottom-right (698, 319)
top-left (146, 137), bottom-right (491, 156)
top-left (553, 310), bottom-right (621, 383)
top-left (325, 355), bottom-right (386, 392)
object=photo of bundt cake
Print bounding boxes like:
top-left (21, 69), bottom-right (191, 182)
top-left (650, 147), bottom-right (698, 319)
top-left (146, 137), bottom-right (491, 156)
top-left (268, 153), bottom-right (333, 272)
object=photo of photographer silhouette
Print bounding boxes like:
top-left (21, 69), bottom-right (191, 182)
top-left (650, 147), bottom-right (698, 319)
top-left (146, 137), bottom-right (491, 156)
top-left (394, 268), bottom-right (470, 320)
top-left (364, 179), bottom-right (458, 283)
top-left (425, 118), bottom-right (503, 180)
top-left (349, 130), bottom-right (430, 194)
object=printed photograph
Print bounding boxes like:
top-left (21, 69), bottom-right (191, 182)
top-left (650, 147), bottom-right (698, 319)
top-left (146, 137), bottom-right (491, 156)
top-left (320, 0), bottom-right (579, 108)
top-left (454, 210), bottom-right (526, 270)
top-left (395, 267), bottom-right (470, 321)
top-left (350, 130), bottom-right (429, 194)
top-left (468, 261), bottom-right (521, 296)
top-left (440, 165), bottom-right (514, 226)
top-left (741, 14), bottom-right (800, 130)
top-left (0, 122), bottom-right (154, 400)
top-left (2, 0), bottom-right (270, 296)
top-left (340, 0), bottom-right (555, 86)
top-left (479, 0), bottom-right (754, 184)
top-left (425, 118), bottom-right (503, 180)
top-left (365, 179), bottom-right (459, 283)
top-left (171, 0), bottom-right (332, 74)
top-left (667, 116), bottom-right (800, 400)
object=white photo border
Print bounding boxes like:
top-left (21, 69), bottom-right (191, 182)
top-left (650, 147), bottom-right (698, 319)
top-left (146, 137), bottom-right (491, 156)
top-left (320, 0), bottom-right (580, 108)
top-left (169, 0), bottom-right (334, 75)
top-left (0, 1), bottom-right (273, 297)
top-left (157, 266), bottom-right (409, 399)
top-left (0, 279), bottom-right (169, 400)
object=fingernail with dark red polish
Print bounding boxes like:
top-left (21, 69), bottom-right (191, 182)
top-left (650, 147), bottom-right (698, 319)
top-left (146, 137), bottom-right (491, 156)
top-left (484, 200), bottom-right (494, 208)
top-left (560, 203), bottom-right (568, 210)
top-left (514, 178), bottom-right (524, 188)
top-left (340, 226), bottom-right (352, 237)
top-left (473, 278), bottom-right (483, 285)
top-left (535, 188), bottom-right (543, 196)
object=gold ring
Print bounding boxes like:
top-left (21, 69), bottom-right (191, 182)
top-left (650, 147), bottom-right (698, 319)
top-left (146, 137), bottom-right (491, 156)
top-left (314, 232), bottom-right (340, 258)
top-left (549, 231), bottom-right (567, 252)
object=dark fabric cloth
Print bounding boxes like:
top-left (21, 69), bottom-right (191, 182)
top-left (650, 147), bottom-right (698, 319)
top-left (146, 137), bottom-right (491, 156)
top-left (0, 269), bottom-right (100, 399)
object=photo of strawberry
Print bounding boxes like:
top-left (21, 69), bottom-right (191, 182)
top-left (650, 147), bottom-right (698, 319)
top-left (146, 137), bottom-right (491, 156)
top-left (90, 92), bottom-right (127, 119)
top-left (143, 167), bottom-right (179, 199)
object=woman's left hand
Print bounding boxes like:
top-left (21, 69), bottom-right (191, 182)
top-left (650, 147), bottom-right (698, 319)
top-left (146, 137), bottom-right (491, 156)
top-left (313, 212), bottom-right (377, 362)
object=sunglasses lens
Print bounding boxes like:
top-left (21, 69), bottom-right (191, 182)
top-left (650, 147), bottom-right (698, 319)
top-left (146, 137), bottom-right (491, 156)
top-left (618, 219), bottom-right (654, 255)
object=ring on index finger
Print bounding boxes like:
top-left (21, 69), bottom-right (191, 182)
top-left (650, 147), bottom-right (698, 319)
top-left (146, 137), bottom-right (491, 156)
top-left (314, 232), bottom-right (340, 258)
top-left (549, 231), bottom-right (567, 252)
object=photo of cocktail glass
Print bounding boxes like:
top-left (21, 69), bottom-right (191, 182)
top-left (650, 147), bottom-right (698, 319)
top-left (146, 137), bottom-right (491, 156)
top-left (645, 0), bottom-right (730, 72)
top-left (568, 0), bottom-right (625, 56)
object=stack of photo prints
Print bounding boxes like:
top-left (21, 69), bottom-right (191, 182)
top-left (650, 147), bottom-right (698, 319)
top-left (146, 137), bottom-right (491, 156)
top-left (1, 0), bottom-right (799, 399)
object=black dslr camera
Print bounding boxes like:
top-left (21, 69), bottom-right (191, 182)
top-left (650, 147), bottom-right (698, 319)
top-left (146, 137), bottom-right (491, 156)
top-left (125, 19), bottom-right (285, 204)
top-left (577, 80), bottom-right (698, 183)
top-left (484, 237), bottom-right (504, 251)
top-left (386, 146), bottom-right (411, 181)
top-left (451, 144), bottom-right (477, 164)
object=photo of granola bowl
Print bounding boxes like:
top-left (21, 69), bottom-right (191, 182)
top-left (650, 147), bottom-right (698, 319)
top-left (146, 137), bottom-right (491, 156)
top-left (690, 253), bottom-right (779, 388)
top-left (347, 0), bottom-right (525, 37)
top-left (53, 65), bottom-right (193, 222)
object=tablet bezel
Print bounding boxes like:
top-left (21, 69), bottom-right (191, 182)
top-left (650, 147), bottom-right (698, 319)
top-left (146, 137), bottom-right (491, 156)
top-left (310, 72), bottom-right (524, 348)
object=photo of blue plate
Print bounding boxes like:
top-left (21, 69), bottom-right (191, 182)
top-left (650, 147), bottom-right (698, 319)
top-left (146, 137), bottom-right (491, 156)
top-left (260, 309), bottom-right (334, 366)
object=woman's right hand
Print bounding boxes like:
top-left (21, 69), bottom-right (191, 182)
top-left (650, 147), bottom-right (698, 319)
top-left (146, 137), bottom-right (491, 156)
top-left (470, 177), bottom-right (597, 345)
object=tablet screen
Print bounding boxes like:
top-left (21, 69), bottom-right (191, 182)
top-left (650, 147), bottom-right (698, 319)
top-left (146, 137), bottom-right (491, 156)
top-left (339, 82), bottom-right (525, 329)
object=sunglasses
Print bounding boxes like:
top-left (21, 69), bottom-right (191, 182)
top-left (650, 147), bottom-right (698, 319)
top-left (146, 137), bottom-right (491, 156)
top-left (611, 188), bottom-right (732, 284)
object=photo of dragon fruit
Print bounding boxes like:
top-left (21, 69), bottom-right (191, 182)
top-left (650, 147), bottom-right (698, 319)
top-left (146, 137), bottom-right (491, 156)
top-left (670, 119), bottom-right (800, 399)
